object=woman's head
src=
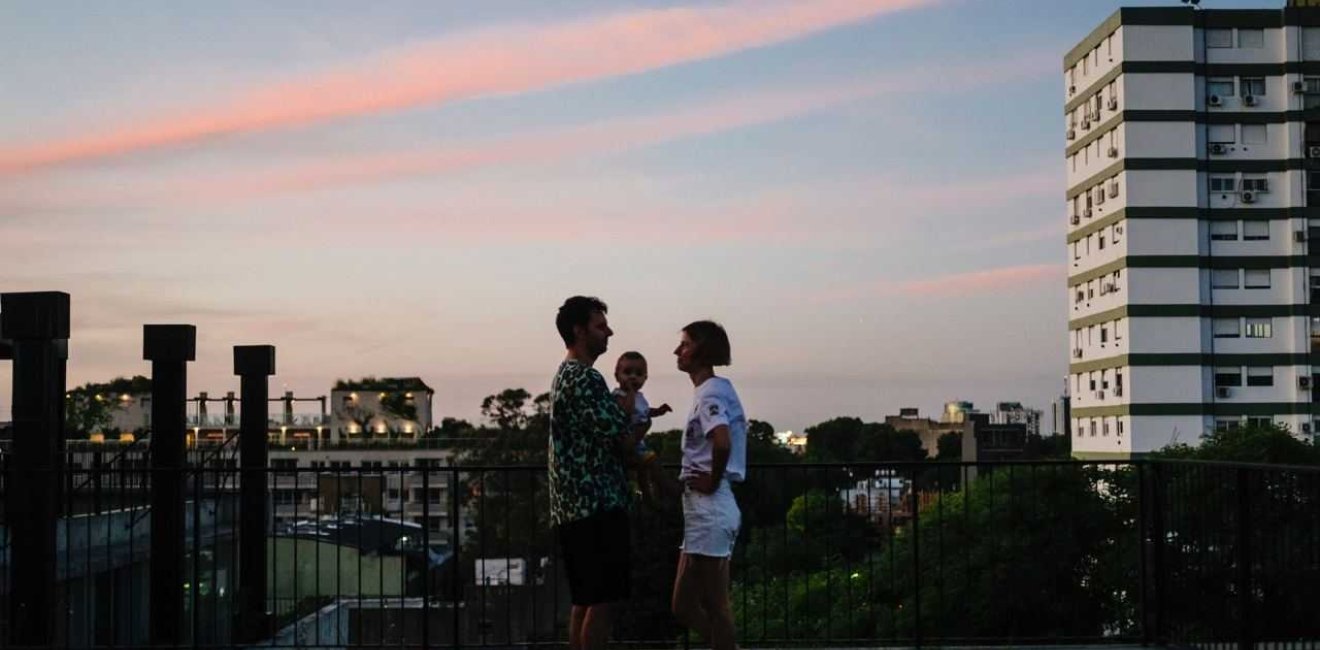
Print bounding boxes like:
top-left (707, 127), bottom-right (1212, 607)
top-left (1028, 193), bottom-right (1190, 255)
top-left (675, 320), bottom-right (731, 372)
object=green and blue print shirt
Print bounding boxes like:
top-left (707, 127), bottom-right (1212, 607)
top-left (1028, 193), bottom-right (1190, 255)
top-left (548, 359), bottom-right (631, 526)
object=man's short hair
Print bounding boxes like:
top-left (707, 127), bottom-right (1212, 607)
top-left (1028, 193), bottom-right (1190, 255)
top-left (556, 296), bottom-right (608, 347)
top-left (682, 320), bottom-right (731, 367)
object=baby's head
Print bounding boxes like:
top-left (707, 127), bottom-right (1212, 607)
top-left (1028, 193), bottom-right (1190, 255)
top-left (615, 351), bottom-right (648, 391)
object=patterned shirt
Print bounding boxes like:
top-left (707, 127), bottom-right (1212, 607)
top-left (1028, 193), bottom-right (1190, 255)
top-left (548, 359), bottom-right (631, 526)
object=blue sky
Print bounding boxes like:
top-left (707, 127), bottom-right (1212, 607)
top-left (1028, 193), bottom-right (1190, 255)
top-left (0, 0), bottom-right (1285, 431)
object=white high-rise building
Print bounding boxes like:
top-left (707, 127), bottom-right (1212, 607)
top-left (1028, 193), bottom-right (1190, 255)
top-left (1066, 5), bottom-right (1320, 458)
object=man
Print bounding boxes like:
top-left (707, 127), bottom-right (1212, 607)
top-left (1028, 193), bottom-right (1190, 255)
top-left (549, 296), bottom-right (635, 650)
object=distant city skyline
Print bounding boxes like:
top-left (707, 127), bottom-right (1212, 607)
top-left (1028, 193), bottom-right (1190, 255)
top-left (0, 0), bottom-right (1286, 432)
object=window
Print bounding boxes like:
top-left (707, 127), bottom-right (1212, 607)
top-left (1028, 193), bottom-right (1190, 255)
top-left (1208, 77), bottom-right (1235, 96)
top-left (1208, 124), bottom-right (1236, 144)
top-left (1215, 367), bottom-right (1243, 387)
top-left (1112, 222), bottom-right (1123, 244)
top-left (1242, 177), bottom-right (1270, 193)
top-left (1310, 172), bottom-right (1320, 192)
top-left (1099, 234), bottom-right (1106, 250)
top-left (1210, 220), bottom-right (1239, 241)
top-left (1089, 374), bottom-right (1097, 391)
top-left (1247, 416), bottom-right (1271, 428)
top-left (1213, 318), bottom-right (1242, 338)
top-left (1245, 317), bottom-right (1273, 338)
top-left (1238, 28), bottom-right (1265, 49)
top-left (1247, 366), bottom-right (1274, 387)
top-left (1243, 220), bottom-right (1270, 240)
top-left (1217, 418), bottom-right (1241, 432)
top-left (1210, 176), bottom-right (1237, 193)
top-left (272, 459), bottom-right (297, 469)
top-left (1242, 77), bottom-right (1266, 96)
top-left (1100, 325), bottom-right (1109, 343)
top-left (1117, 420), bottom-right (1124, 436)
top-left (1212, 269), bottom-right (1240, 288)
top-left (1087, 280), bottom-right (1095, 299)
top-left (1242, 124), bottom-right (1267, 144)
top-left (1207, 29), bottom-right (1234, 48)
top-left (1244, 269), bottom-right (1271, 288)
top-left (1073, 241), bottom-right (1080, 261)
top-left (1114, 318), bottom-right (1123, 341)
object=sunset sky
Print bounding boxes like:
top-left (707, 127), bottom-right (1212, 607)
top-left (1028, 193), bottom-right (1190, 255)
top-left (1, 0), bottom-right (1282, 432)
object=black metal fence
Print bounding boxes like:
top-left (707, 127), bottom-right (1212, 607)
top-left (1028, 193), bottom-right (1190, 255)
top-left (0, 457), bottom-right (1316, 648)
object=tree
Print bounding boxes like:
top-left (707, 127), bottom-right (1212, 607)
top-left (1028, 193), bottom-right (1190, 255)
top-left (854, 425), bottom-right (926, 462)
top-left (803, 417), bottom-right (865, 462)
top-left (936, 431), bottom-right (962, 460)
top-left (65, 375), bottom-right (150, 437)
top-left (480, 388), bottom-right (535, 431)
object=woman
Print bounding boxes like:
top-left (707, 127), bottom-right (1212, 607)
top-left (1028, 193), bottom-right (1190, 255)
top-left (670, 320), bottom-right (747, 650)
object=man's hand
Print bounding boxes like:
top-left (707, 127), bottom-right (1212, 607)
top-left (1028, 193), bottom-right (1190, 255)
top-left (685, 472), bottom-right (718, 495)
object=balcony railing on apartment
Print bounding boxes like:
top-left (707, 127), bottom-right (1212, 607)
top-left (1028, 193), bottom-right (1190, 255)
top-left (0, 459), bottom-right (1315, 649)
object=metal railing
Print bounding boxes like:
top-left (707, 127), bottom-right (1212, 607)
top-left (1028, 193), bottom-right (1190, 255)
top-left (0, 459), bottom-right (1317, 648)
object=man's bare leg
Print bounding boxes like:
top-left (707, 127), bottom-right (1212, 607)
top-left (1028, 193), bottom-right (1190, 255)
top-left (569, 605), bottom-right (587, 650)
top-left (581, 603), bottom-right (614, 649)
top-left (672, 552), bottom-right (712, 636)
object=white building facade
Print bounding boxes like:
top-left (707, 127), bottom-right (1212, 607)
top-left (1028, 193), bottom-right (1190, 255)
top-left (1066, 6), bottom-right (1320, 458)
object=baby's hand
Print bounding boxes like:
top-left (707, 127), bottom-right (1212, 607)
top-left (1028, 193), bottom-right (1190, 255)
top-left (652, 403), bottom-right (672, 417)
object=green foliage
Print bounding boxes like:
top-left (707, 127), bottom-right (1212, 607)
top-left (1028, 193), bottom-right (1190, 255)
top-left (733, 464), bottom-right (1131, 641)
top-left (1154, 422), bottom-right (1320, 464)
top-left (804, 418), bottom-right (927, 462)
top-left (935, 432), bottom-right (962, 460)
top-left (64, 375), bottom-right (149, 436)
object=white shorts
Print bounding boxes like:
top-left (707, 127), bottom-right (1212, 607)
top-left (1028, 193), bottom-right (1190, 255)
top-left (680, 480), bottom-right (741, 557)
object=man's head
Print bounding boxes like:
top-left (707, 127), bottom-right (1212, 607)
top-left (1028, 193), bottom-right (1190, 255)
top-left (675, 320), bottom-right (731, 373)
top-left (556, 296), bottom-right (612, 359)
top-left (615, 351), bottom-right (648, 391)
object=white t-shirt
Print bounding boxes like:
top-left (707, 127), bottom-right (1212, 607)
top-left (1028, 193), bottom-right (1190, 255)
top-left (679, 376), bottom-right (747, 483)
top-left (611, 388), bottom-right (651, 426)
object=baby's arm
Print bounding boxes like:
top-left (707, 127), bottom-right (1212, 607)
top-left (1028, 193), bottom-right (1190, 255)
top-left (648, 403), bottom-right (672, 418)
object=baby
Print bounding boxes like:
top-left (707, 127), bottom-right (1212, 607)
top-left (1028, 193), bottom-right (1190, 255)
top-left (613, 351), bottom-right (673, 505)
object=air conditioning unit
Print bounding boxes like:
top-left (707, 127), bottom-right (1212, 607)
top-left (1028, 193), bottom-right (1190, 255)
top-left (1107, 97), bottom-right (1118, 111)
top-left (1067, 128), bottom-right (1077, 140)
top-left (1069, 85), bottom-right (1076, 96)
top-left (1309, 145), bottom-right (1320, 158)
top-left (1244, 95), bottom-right (1259, 106)
top-left (1304, 422), bottom-right (1313, 434)
top-left (1108, 182), bottom-right (1119, 198)
top-left (1210, 143), bottom-right (1227, 155)
top-left (1300, 376), bottom-right (1312, 390)
top-left (1115, 225), bottom-right (1124, 235)
top-left (1073, 348), bottom-right (1083, 359)
top-left (1070, 215), bottom-right (1081, 225)
top-left (1081, 119), bottom-right (1091, 130)
top-left (1241, 190), bottom-right (1257, 203)
top-left (1096, 391), bottom-right (1106, 400)
top-left (1208, 94), bottom-right (1223, 107)
top-left (1115, 387), bottom-right (1124, 397)
top-left (1096, 190), bottom-right (1106, 205)
top-left (1295, 230), bottom-right (1307, 243)
top-left (1084, 208), bottom-right (1093, 218)
top-left (1295, 80), bottom-right (1307, 94)
top-left (1107, 146), bottom-right (1119, 158)
top-left (1216, 386), bottom-right (1232, 399)
top-left (1103, 283), bottom-right (1116, 293)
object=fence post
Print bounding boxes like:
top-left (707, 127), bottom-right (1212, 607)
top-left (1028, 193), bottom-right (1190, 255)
top-left (1236, 467), bottom-right (1253, 650)
top-left (144, 324), bottom-right (195, 646)
top-left (1, 291), bottom-right (69, 648)
top-left (234, 345), bottom-right (274, 642)
top-left (1150, 462), bottom-right (1167, 645)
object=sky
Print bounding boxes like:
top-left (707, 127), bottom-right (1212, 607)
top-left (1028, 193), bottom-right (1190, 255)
top-left (0, 0), bottom-right (1286, 433)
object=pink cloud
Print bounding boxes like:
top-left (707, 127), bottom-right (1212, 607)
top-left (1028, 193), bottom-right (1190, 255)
top-left (808, 263), bottom-right (1064, 305)
top-left (0, 0), bottom-right (937, 176)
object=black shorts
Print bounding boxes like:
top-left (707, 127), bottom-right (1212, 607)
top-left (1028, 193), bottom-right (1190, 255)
top-left (556, 508), bottom-right (631, 606)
